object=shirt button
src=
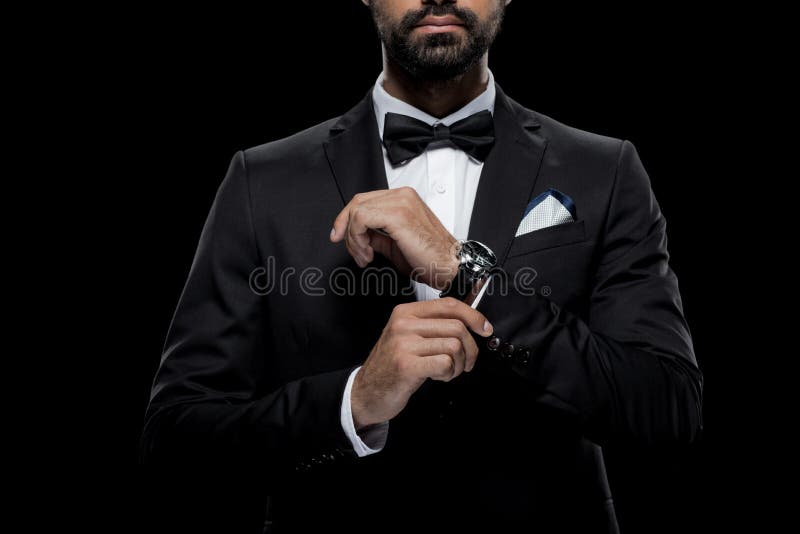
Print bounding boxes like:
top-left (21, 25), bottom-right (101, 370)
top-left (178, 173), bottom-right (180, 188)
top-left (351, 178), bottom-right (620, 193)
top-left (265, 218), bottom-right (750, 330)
top-left (434, 182), bottom-right (447, 194)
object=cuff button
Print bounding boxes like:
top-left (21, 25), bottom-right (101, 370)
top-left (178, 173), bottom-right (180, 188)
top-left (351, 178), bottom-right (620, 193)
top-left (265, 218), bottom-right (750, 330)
top-left (487, 336), bottom-right (501, 351)
top-left (515, 347), bottom-right (531, 365)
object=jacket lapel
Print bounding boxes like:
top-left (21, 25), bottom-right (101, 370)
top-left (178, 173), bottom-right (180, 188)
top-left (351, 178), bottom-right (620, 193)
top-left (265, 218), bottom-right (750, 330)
top-left (468, 84), bottom-right (549, 265)
top-left (323, 89), bottom-right (390, 205)
top-left (322, 90), bottom-right (416, 304)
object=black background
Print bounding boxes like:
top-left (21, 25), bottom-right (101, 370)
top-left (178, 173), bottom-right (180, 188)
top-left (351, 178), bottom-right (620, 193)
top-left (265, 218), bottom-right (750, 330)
top-left (76, 3), bottom-right (763, 532)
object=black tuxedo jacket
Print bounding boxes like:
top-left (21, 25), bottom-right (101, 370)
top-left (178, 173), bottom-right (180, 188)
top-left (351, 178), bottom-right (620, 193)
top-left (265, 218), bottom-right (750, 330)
top-left (141, 84), bottom-right (702, 533)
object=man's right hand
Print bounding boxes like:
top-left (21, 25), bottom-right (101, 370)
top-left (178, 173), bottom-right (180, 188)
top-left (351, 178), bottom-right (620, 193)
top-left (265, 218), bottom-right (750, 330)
top-left (351, 297), bottom-right (493, 429)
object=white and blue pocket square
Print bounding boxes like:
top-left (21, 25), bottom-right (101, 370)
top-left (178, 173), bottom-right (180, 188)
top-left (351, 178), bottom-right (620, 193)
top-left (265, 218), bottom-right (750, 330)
top-left (515, 188), bottom-right (576, 237)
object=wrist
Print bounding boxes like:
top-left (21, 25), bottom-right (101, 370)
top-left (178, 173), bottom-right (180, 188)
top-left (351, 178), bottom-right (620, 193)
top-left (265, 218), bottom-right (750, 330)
top-left (350, 368), bottom-right (373, 431)
top-left (438, 239), bottom-right (497, 300)
top-left (436, 238), bottom-right (462, 291)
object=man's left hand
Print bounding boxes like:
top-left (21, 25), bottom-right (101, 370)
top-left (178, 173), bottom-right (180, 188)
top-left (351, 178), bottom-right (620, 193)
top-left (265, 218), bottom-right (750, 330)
top-left (330, 186), bottom-right (459, 290)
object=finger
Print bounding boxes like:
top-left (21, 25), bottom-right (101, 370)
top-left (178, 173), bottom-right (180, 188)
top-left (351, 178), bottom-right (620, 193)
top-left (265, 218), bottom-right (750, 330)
top-left (405, 319), bottom-right (479, 372)
top-left (368, 230), bottom-right (394, 258)
top-left (405, 318), bottom-right (468, 338)
top-left (409, 298), bottom-right (494, 337)
top-left (369, 231), bottom-right (413, 274)
top-left (346, 201), bottom-right (410, 266)
top-left (410, 337), bottom-right (466, 377)
top-left (346, 205), bottom-right (376, 263)
top-left (411, 353), bottom-right (456, 382)
top-left (345, 240), bottom-right (370, 268)
top-left (335, 190), bottom-right (422, 267)
top-left (340, 208), bottom-right (382, 267)
top-left (330, 190), bottom-right (395, 243)
top-left (347, 191), bottom-right (417, 240)
top-left (331, 204), bottom-right (353, 244)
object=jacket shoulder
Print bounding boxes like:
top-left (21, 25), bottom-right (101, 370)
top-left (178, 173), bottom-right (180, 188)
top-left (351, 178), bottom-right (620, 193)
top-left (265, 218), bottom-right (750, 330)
top-left (506, 96), bottom-right (624, 160)
top-left (240, 116), bottom-right (340, 169)
top-left (536, 110), bottom-right (623, 159)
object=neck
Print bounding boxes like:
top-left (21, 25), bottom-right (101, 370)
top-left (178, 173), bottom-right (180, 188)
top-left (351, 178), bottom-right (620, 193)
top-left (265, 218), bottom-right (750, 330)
top-left (380, 51), bottom-right (490, 118)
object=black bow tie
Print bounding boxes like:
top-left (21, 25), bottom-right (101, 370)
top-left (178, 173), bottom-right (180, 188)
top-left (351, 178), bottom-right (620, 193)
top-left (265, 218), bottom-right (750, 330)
top-left (381, 110), bottom-right (495, 166)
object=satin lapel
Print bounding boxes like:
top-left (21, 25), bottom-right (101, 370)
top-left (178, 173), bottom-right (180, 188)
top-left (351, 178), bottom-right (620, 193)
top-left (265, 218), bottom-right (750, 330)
top-left (323, 89), bottom-right (390, 205)
top-left (323, 88), bottom-right (416, 305)
top-left (467, 84), bottom-right (549, 266)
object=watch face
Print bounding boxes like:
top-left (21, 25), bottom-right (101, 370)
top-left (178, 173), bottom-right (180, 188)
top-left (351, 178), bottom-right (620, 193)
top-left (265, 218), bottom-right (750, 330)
top-left (462, 240), bottom-right (496, 274)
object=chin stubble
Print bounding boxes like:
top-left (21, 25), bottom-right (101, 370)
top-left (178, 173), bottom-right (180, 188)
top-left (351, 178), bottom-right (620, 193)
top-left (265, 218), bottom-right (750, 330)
top-left (370, 1), bottom-right (505, 81)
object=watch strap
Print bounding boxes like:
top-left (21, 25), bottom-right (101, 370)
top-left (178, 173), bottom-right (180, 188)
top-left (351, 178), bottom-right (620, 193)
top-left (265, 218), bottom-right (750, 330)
top-left (439, 262), bottom-right (472, 300)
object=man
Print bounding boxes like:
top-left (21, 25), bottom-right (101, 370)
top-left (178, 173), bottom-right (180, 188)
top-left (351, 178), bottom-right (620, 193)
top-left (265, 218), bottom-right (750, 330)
top-left (141, 1), bottom-right (703, 532)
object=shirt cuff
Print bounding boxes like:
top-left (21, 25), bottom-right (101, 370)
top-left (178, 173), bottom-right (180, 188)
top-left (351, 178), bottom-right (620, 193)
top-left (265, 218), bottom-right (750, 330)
top-left (340, 366), bottom-right (389, 457)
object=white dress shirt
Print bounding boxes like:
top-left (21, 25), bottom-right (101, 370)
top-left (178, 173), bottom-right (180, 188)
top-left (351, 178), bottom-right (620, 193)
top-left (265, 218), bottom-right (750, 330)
top-left (340, 70), bottom-right (497, 456)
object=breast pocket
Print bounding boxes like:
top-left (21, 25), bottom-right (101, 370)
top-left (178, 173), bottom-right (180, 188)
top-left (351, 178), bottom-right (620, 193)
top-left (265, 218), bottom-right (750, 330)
top-left (506, 220), bottom-right (587, 258)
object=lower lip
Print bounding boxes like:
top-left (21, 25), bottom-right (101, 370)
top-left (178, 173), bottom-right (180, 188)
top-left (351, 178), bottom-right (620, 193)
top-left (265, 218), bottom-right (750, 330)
top-left (414, 24), bottom-right (464, 34)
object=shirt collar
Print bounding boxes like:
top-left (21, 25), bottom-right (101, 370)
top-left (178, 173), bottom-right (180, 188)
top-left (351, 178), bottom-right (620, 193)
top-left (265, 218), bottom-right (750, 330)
top-left (371, 69), bottom-right (497, 139)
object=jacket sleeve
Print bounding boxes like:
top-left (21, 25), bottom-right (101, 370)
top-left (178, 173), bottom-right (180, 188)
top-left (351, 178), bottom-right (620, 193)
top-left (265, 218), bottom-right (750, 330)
top-left (477, 140), bottom-right (703, 446)
top-left (139, 150), bottom-right (357, 474)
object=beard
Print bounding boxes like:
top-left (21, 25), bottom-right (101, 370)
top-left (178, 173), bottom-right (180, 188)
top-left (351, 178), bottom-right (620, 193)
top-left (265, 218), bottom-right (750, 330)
top-left (369, 1), bottom-right (505, 81)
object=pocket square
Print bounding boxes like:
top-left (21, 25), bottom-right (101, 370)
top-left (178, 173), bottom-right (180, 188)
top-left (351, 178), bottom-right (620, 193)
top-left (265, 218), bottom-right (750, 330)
top-left (515, 188), bottom-right (576, 237)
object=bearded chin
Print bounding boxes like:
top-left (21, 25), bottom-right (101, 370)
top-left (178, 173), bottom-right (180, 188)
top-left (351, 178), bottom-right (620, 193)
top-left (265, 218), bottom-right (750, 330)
top-left (371, 1), bottom-right (504, 82)
top-left (390, 32), bottom-right (484, 81)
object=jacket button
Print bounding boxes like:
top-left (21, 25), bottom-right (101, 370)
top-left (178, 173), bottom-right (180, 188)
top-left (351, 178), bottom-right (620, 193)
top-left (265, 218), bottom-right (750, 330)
top-left (487, 336), bottom-right (501, 351)
top-left (501, 343), bottom-right (515, 360)
top-left (515, 347), bottom-right (531, 365)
